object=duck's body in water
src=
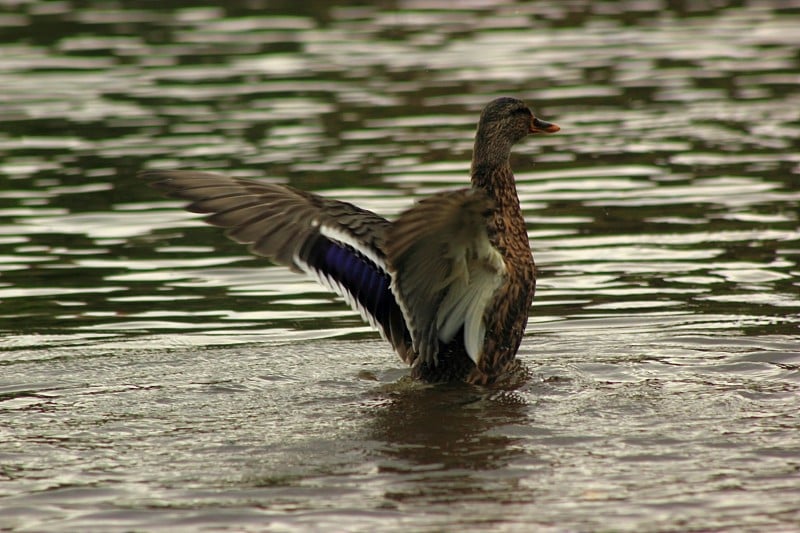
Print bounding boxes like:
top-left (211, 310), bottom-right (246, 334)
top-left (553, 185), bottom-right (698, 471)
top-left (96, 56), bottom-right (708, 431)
top-left (141, 97), bottom-right (559, 385)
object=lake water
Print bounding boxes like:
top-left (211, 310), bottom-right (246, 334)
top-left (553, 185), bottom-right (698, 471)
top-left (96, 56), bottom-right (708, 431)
top-left (1, 1), bottom-right (799, 531)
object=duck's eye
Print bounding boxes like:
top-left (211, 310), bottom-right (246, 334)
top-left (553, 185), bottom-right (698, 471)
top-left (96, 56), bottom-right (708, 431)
top-left (511, 107), bottom-right (531, 117)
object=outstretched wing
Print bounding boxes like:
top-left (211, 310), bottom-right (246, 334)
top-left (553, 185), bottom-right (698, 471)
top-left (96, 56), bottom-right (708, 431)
top-left (141, 170), bottom-right (389, 271)
top-left (140, 170), bottom-right (412, 361)
top-left (386, 189), bottom-right (506, 368)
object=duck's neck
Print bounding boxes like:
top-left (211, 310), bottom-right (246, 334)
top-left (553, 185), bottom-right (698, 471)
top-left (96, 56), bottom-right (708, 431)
top-left (470, 138), bottom-right (529, 253)
top-left (470, 130), bottom-right (513, 175)
top-left (470, 134), bottom-right (519, 208)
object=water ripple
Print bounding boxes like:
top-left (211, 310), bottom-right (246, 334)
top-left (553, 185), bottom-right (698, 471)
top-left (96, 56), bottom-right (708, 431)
top-left (0, 1), bottom-right (799, 531)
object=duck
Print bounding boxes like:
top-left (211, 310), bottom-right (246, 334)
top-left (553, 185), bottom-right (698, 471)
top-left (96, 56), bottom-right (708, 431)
top-left (139, 97), bottom-right (559, 385)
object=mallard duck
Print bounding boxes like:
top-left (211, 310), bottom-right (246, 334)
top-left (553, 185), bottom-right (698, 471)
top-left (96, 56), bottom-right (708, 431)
top-left (140, 97), bottom-right (559, 384)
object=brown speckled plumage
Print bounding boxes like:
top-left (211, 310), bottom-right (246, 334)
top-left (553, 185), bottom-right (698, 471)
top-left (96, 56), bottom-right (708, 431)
top-left (140, 97), bottom-right (559, 385)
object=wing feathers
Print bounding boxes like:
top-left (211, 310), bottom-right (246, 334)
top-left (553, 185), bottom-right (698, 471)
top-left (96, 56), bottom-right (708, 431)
top-left (140, 169), bottom-right (411, 356)
top-left (141, 170), bottom-right (391, 269)
top-left (386, 189), bottom-right (506, 367)
top-left (142, 170), bottom-right (506, 371)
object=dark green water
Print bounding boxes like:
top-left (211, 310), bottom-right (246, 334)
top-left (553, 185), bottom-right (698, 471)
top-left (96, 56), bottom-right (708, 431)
top-left (1, 1), bottom-right (798, 531)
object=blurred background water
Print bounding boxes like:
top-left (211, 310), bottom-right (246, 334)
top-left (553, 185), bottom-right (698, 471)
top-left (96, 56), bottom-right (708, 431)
top-left (1, 0), bottom-right (799, 531)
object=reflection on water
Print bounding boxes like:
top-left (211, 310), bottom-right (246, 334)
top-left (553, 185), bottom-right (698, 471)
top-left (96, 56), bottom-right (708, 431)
top-left (371, 385), bottom-right (527, 469)
top-left (1, 0), bottom-right (799, 531)
top-left (367, 386), bottom-right (530, 511)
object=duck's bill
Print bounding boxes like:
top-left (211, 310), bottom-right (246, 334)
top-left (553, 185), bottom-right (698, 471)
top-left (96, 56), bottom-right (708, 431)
top-left (530, 117), bottom-right (560, 134)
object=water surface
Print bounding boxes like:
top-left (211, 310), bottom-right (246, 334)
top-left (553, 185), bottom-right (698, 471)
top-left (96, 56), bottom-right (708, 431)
top-left (1, 1), bottom-right (799, 531)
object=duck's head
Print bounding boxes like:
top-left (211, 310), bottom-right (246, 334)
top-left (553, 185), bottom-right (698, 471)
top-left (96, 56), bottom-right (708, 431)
top-left (476, 97), bottom-right (560, 148)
